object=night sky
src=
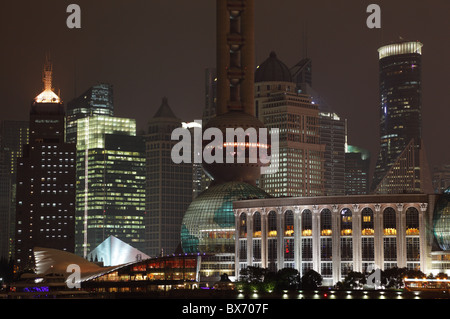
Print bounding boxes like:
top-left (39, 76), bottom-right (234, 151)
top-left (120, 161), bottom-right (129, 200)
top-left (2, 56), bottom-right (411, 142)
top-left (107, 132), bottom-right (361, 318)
top-left (1, 0), bottom-right (449, 174)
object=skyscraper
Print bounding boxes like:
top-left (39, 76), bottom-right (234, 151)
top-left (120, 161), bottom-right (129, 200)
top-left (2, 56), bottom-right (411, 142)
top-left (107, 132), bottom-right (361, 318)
top-left (255, 51), bottom-right (325, 197)
top-left (75, 116), bottom-right (146, 257)
top-left (66, 83), bottom-right (114, 143)
top-left (319, 111), bottom-right (346, 196)
top-left (0, 120), bottom-right (28, 259)
top-left (345, 145), bottom-right (370, 195)
top-left (14, 58), bottom-right (76, 271)
top-left (291, 55), bottom-right (346, 197)
top-left (145, 97), bottom-right (193, 257)
top-left (371, 41), bottom-right (432, 194)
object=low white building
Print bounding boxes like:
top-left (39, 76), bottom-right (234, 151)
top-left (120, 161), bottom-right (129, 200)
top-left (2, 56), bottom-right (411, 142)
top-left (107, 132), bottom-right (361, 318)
top-left (233, 193), bottom-right (448, 286)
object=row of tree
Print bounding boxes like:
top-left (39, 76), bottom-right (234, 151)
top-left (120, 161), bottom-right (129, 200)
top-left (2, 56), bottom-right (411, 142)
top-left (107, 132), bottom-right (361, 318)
top-left (236, 266), bottom-right (449, 293)
top-left (236, 266), bottom-right (321, 293)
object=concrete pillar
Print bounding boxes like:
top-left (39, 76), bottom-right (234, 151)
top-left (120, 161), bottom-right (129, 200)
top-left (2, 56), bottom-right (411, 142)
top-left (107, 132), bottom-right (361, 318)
top-left (332, 205), bottom-right (341, 285)
top-left (294, 206), bottom-right (302, 274)
top-left (397, 203), bottom-right (406, 268)
top-left (234, 209), bottom-right (240, 279)
top-left (312, 205), bottom-right (320, 273)
top-left (277, 206), bottom-right (284, 271)
top-left (261, 208), bottom-right (267, 269)
top-left (373, 204), bottom-right (383, 270)
top-left (419, 203), bottom-right (428, 273)
top-left (246, 209), bottom-right (253, 267)
top-left (353, 204), bottom-right (362, 273)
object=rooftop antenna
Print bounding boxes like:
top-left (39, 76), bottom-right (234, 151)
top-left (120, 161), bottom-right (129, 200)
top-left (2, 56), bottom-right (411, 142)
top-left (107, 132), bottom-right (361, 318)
top-left (302, 20), bottom-right (308, 59)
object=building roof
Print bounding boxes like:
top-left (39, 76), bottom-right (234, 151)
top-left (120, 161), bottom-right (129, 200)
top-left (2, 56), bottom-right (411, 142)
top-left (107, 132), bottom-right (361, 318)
top-left (32, 247), bottom-right (122, 283)
top-left (87, 235), bottom-right (150, 266)
top-left (153, 97), bottom-right (177, 119)
top-left (255, 51), bottom-right (293, 83)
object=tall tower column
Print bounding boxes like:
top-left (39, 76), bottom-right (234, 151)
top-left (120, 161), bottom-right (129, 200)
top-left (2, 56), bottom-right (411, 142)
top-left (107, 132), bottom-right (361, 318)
top-left (216, 0), bottom-right (255, 116)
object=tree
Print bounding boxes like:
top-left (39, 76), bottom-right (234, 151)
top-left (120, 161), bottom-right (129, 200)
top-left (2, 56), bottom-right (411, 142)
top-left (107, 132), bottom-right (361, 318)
top-left (340, 271), bottom-right (366, 289)
top-left (275, 268), bottom-right (300, 291)
top-left (239, 266), bottom-right (270, 284)
top-left (301, 269), bottom-right (322, 290)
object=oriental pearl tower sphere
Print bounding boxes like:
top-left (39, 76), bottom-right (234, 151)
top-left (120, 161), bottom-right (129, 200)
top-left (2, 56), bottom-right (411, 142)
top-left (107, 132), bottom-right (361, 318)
top-left (180, 0), bottom-right (271, 279)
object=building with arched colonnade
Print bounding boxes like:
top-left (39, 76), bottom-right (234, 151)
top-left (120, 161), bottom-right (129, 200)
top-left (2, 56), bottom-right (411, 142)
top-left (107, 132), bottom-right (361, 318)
top-left (233, 193), bottom-right (441, 286)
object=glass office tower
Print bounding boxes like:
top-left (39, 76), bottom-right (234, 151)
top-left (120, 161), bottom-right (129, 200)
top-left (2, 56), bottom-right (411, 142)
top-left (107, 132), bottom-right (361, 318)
top-left (371, 41), bottom-right (431, 194)
top-left (75, 116), bottom-right (146, 257)
top-left (66, 83), bottom-right (114, 144)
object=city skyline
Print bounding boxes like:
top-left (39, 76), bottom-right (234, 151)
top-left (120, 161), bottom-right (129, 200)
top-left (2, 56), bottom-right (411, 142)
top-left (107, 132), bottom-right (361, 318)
top-left (2, 0), bottom-right (450, 304)
top-left (1, 1), bottom-right (449, 176)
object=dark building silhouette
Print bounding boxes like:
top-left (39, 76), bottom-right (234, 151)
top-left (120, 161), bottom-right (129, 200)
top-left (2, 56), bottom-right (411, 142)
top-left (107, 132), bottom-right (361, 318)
top-left (0, 120), bottom-right (28, 259)
top-left (145, 97), bottom-right (193, 257)
top-left (14, 59), bottom-right (76, 271)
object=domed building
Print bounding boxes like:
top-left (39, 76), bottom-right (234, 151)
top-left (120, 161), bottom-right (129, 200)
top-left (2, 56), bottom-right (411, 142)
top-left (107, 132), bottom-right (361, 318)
top-left (433, 187), bottom-right (450, 251)
top-left (255, 51), bottom-right (293, 83)
top-left (181, 182), bottom-right (269, 255)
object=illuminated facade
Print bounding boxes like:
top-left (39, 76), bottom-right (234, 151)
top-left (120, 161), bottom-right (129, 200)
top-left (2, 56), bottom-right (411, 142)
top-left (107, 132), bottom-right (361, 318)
top-left (66, 83), bottom-right (114, 144)
top-left (371, 41), bottom-right (432, 194)
top-left (233, 194), bottom-right (435, 286)
top-left (75, 115), bottom-right (146, 258)
top-left (12, 247), bottom-right (201, 295)
top-left (82, 254), bottom-right (202, 292)
top-left (0, 120), bottom-right (29, 259)
top-left (145, 98), bottom-right (193, 257)
top-left (14, 58), bottom-right (76, 271)
top-left (255, 52), bottom-right (325, 197)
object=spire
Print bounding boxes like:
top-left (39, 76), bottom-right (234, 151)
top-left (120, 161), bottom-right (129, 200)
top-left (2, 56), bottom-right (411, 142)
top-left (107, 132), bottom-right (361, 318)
top-left (152, 97), bottom-right (177, 119)
top-left (43, 53), bottom-right (53, 92)
top-left (35, 54), bottom-right (61, 104)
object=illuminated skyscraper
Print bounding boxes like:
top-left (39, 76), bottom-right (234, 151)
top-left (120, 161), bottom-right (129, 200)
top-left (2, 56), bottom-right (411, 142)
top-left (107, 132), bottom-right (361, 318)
top-left (255, 51), bottom-right (325, 197)
top-left (0, 120), bottom-right (28, 259)
top-left (371, 41), bottom-right (432, 194)
top-left (74, 116), bottom-right (146, 257)
top-left (145, 97), bottom-right (193, 257)
top-left (66, 83), bottom-right (114, 144)
top-left (14, 58), bottom-right (76, 271)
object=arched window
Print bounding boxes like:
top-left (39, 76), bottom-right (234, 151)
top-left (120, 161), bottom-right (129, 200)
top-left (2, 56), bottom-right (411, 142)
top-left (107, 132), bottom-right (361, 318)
top-left (321, 209), bottom-right (332, 236)
top-left (340, 208), bottom-right (352, 236)
top-left (406, 207), bottom-right (419, 235)
top-left (361, 208), bottom-right (374, 236)
top-left (239, 213), bottom-right (247, 238)
top-left (285, 210), bottom-right (294, 237)
top-left (253, 212), bottom-right (261, 237)
top-left (302, 209), bottom-right (312, 236)
top-left (268, 211), bottom-right (277, 237)
top-left (383, 207), bottom-right (396, 235)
